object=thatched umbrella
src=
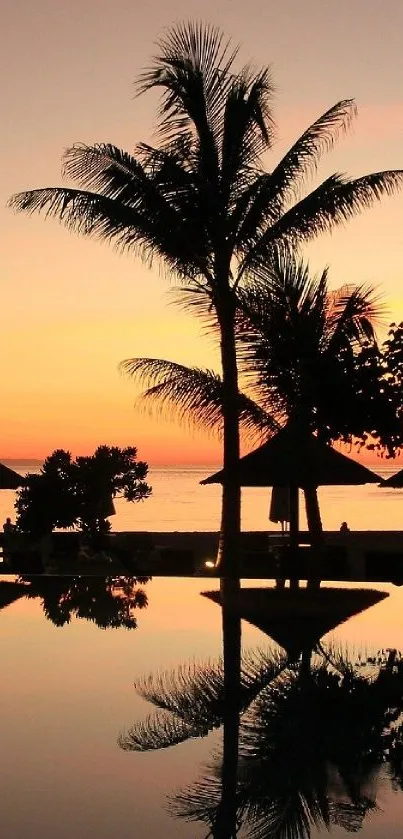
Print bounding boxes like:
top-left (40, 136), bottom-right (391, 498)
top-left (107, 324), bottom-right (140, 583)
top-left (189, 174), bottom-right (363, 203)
top-left (379, 467), bottom-right (403, 488)
top-left (201, 423), bottom-right (381, 547)
top-left (0, 462), bottom-right (23, 489)
top-left (0, 581), bottom-right (27, 610)
top-left (203, 586), bottom-right (388, 659)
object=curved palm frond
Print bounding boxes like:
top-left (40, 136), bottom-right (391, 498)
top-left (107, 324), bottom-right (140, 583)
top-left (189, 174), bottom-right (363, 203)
top-left (137, 21), bottom-right (240, 146)
top-left (265, 99), bottom-right (357, 200)
top-left (119, 649), bottom-right (287, 753)
top-left (325, 283), bottom-right (385, 350)
top-left (136, 649), bottom-right (286, 719)
top-left (118, 711), bottom-right (198, 752)
top-left (239, 170), bottom-right (403, 275)
top-left (232, 99), bottom-right (357, 251)
top-left (220, 67), bottom-right (275, 206)
top-left (236, 249), bottom-right (385, 440)
top-left (8, 181), bottom-right (211, 282)
top-left (62, 142), bottom-right (195, 209)
top-left (119, 356), bottom-right (278, 439)
top-left (169, 771), bottom-right (224, 828)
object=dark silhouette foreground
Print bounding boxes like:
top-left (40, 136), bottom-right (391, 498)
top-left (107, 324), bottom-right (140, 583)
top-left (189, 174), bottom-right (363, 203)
top-left (9, 22), bottom-right (403, 574)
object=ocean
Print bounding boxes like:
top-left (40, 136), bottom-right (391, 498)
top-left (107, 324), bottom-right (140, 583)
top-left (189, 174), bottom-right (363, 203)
top-left (2, 459), bottom-right (403, 533)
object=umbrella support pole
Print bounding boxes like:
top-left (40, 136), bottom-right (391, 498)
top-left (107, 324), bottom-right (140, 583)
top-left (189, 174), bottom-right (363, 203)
top-left (289, 486), bottom-right (299, 549)
top-left (288, 486), bottom-right (299, 588)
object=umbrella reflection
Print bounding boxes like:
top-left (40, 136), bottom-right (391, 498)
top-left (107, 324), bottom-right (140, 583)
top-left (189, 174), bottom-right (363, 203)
top-left (120, 583), bottom-right (403, 838)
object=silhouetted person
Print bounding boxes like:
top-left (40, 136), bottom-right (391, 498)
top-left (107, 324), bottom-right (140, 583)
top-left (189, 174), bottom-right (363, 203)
top-left (3, 517), bottom-right (14, 535)
top-left (2, 517), bottom-right (17, 565)
top-left (340, 521), bottom-right (350, 533)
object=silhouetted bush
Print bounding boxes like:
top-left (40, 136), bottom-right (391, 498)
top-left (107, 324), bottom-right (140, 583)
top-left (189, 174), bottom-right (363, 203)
top-left (15, 445), bottom-right (151, 537)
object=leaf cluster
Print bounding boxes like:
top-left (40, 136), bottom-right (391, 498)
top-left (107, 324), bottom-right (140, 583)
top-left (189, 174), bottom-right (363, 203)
top-left (8, 22), bottom-right (403, 298)
top-left (19, 575), bottom-right (150, 629)
top-left (167, 646), bottom-right (403, 838)
top-left (121, 253), bottom-right (403, 458)
top-left (15, 445), bottom-right (152, 537)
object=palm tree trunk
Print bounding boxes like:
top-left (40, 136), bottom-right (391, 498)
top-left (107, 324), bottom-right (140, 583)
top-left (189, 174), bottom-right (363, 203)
top-left (212, 577), bottom-right (241, 837)
top-left (216, 298), bottom-right (241, 576)
top-left (299, 647), bottom-right (313, 685)
top-left (304, 485), bottom-right (324, 590)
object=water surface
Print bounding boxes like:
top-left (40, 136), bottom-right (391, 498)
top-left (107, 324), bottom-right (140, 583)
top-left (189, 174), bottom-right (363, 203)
top-left (1, 575), bottom-right (403, 838)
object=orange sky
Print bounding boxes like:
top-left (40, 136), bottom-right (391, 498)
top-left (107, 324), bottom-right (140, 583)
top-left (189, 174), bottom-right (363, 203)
top-left (2, 1), bottom-right (403, 465)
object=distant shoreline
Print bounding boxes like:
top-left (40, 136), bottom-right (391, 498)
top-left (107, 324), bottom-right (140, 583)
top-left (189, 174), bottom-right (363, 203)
top-left (1, 460), bottom-right (401, 472)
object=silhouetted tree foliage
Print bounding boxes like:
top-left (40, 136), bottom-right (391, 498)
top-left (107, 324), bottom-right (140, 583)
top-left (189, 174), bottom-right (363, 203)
top-left (164, 647), bottom-right (403, 838)
top-left (123, 259), bottom-right (403, 458)
top-left (9, 21), bottom-right (403, 571)
top-left (20, 575), bottom-right (150, 629)
top-left (122, 256), bottom-right (403, 549)
top-left (351, 321), bottom-right (403, 457)
top-left (15, 445), bottom-right (151, 537)
top-left (119, 649), bottom-right (287, 752)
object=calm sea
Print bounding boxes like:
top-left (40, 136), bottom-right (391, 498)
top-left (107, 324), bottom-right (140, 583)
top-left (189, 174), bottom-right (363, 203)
top-left (2, 459), bottom-right (403, 532)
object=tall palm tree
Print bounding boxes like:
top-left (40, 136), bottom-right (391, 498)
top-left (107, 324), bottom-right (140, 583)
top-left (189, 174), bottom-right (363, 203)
top-left (9, 22), bottom-right (403, 571)
top-left (170, 646), bottom-right (403, 838)
top-left (235, 249), bottom-right (386, 548)
top-left (121, 251), bottom-right (386, 552)
top-left (119, 578), bottom-right (287, 839)
top-left (119, 594), bottom-right (403, 839)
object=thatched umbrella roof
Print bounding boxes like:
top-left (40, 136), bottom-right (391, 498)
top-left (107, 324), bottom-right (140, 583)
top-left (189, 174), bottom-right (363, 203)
top-left (379, 467), bottom-right (403, 488)
top-left (0, 581), bottom-right (27, 610)
top-left (201, 423), bottom-right (381, 488)
top-left (203, 587), bottom-right (388, 658)
top-left (0, 462), bottom-right (23, 489)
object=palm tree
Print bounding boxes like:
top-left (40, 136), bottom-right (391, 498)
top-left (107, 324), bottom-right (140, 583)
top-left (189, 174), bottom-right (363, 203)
top-left (9, 22), bottom-right (403, 571)
top-left (121, 251), bottom-right (387, 552)
top-left (119, 578), bottom-right (287, 839)
top-left (235, 249), bottom-right (386, 548)
top-left (118, 587), bottom-right (403, 839)
top-left (170, 646), bottom-right (403, 838)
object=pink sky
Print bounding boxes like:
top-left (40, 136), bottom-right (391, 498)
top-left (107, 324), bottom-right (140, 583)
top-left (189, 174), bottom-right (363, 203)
top-left (2, 0), bottom-right (403, 464)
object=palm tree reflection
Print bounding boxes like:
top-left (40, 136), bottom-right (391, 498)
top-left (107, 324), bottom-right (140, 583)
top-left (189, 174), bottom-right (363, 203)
top-left (19, 575), bottom-right (150, 629)
top-left (120, 584), bottom-right (403, 838)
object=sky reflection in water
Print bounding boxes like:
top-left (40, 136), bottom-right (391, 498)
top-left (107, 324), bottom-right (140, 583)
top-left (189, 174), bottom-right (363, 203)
top-left (1, 576), bottom-right (403, 838)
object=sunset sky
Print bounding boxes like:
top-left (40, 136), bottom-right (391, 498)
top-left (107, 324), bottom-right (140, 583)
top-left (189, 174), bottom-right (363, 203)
top-left (2, 0), bottom-right (403, 465)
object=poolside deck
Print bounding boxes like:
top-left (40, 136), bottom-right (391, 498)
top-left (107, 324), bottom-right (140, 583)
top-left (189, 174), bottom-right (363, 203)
top-left (1, 529), bottom-right (403, 580)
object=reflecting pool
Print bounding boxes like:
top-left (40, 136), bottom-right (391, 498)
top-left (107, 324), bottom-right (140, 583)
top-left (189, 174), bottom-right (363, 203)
top-left (1, 575), bottom-right (403, 838)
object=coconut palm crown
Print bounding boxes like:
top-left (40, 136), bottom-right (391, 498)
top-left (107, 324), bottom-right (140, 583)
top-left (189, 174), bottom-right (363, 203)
top-left (8, 22), bottom-right (403, 570)
top-left (120, 253), bottom-right (398, 549)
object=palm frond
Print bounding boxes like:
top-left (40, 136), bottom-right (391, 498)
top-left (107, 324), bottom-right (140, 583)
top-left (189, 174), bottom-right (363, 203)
top-left (240, 794), bottom-right (326, 839)
top-left (329, 799), bottom-right (378, 833)
top-left (118, 649), bottom-right (288, 756)
top-left (262, 100), bottom-right (357, 203)
top-left (168, 283), bottom-right (219, 335)
top-left (134, 649), bottom-right (286, 722)
top-left (8, 185), bottom-right (145, 241)
top-left (137, 21), bottom-right (239, 146)
top-left (119, 356), bottom-right (277, 438)
top-left (325, 283), bottom-right (385, 349)
top-left (220, 67), bottom-right (275, 204)
top-left (232, 100), bottom-right (356, 252)
top-left (235, 250), bottom-right (385, 434)
top-left (8, 184), bottom-right (211, 281)
top-left (240, 170), bottom-right (403, 272)
top-left (62, 142), bottom-right (196, 213)
top-left (169, 772), bottom-right (223, 825)
top-left (62, 143), bottom-right (145, 197)
top-left (118, 711), bottom-right (198, 752)
top-left (119, 357), bottom-right (225, 433)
